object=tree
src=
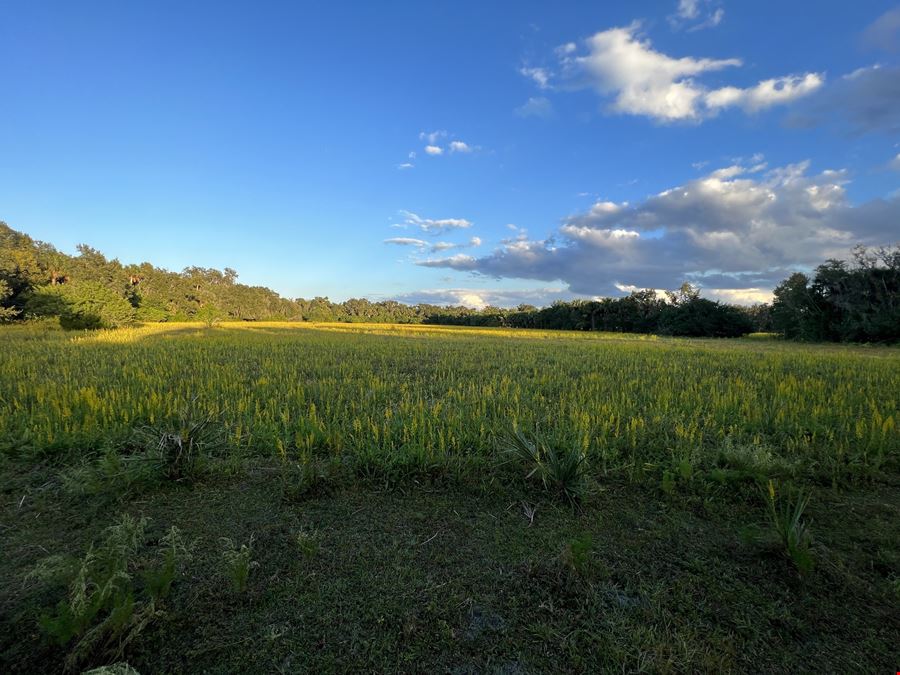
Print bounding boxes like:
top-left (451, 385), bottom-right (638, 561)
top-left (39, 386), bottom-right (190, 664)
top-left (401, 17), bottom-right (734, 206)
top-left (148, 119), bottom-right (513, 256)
top-left (0, 280), bottom-right (18, 321)
top-left (659, 298), bottom-right (754, 338)
top-left (28, 281), bottom-right (136, 330)
top-left (196, 304), bottom-right (225, 328)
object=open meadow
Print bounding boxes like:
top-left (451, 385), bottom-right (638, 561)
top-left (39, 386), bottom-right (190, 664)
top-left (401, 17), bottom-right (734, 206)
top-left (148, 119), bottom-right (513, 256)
top-left (2, 322), bottom-right (899, 672)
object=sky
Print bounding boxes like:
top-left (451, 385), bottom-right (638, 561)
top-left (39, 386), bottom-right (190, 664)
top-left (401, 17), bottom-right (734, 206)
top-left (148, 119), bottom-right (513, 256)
top-left (1, 0), bottom-right (899, 308)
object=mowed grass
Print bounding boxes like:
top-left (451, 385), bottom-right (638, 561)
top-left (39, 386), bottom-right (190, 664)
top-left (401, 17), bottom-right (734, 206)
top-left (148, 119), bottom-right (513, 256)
top-left (1, 322), bottom-right (899, 672)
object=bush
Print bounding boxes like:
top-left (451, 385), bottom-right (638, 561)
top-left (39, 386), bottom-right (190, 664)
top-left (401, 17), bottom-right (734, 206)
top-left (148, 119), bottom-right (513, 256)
top-left (27, 281), bottom-right (135, 330)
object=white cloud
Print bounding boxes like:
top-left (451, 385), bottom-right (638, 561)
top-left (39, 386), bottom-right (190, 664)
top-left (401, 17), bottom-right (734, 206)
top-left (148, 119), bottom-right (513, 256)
top-left (705, 73), bottom-right (824, 113)
top-left (526, 23), bottom-right (822, 122)
top-left (520, 66), bottom-right (551, 89)
top-left (395, 286), bottom-right (571, 309)
top-left (419, 130), bottom-right (447, 144)
top-left (449, 140), bottom-right (472, 153)
top-left (889, 153), bottom-right (900, 171)
top-left (384, 237), bottom-right (427, 247)
top-left (429, 237), bottom-right (482, 252)
top-left (395, 210), bottom-right (473, 234)
top-left (669, 1), bottom-right (724, 32)
top-left (397, 162), bottom-right (414, 170)
top-left (705, 288), bottom-right (774, 305)
top-left (417, 161), bottom-right (900, 299)
top-left (514, 96), bottom-right (555, 118)
top-left (424, 145), bottom-right (443, 156)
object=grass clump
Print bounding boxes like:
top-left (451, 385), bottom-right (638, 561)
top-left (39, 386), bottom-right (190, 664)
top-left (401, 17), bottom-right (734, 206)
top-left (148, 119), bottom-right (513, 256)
top-left (762, 479), bottom-right (814, 576)
top-left (29, 515), bottom-right (190, 670)
top-left (133, 400), bottom-right (227, 482)
top-left (220, 536), bottom-right (257, 593)
top-left (505, 430), bottom-right (588, 504)
top-left (295, 527), bottom-right (321, 560)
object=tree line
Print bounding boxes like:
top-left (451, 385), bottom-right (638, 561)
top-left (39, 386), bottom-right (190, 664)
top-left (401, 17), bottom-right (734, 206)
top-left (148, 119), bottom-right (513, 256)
top-left (1, 222), bottom-right (896, 341)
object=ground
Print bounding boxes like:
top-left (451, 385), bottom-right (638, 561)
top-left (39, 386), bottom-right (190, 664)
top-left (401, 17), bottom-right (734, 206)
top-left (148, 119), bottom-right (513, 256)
top-left (0, 323), bottom-right (898, 673)
top-left (2, 459), bottom-right (899, 673)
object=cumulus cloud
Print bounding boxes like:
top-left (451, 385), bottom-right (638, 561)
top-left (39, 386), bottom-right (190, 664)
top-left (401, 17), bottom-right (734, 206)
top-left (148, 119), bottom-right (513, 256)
top-left (787, 65), bottom-right (900, 135)
top-left (417, 161), bottom-right (900, 300)
top-left (416, 131), bottom-right (477, 156)
top-left (669, 0), bottom-right (724, 32)
top-left (515, 96), bottom-right (555, 118)
top-left (890, 153), bottom-right (900, 171)
top-left (862, 6), bottom-right (900, 52)
top-left (522, 23), bottom-right (823, 122)
top-left (394, 210), bottom-right (473, 234)
top-left (394, 286), bottom-right (573, 309)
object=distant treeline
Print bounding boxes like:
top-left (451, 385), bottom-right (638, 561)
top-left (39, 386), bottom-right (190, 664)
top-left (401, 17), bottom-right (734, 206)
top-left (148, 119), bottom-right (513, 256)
top-left (1, 222), bottom-right (897, 341)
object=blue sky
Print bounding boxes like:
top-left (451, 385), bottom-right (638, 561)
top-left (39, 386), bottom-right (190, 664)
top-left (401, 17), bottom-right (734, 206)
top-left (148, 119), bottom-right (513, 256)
top-left (1, 1), bottom-right (898, 307)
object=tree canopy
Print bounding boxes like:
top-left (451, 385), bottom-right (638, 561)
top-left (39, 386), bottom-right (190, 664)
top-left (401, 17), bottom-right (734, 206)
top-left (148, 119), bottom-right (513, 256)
top-left (1, 221), bottom-right (895, 342)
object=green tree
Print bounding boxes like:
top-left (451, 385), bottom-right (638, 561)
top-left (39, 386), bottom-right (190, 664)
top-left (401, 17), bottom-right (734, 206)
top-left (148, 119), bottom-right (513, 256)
top-left (29, 281), bottom-right (136, 330)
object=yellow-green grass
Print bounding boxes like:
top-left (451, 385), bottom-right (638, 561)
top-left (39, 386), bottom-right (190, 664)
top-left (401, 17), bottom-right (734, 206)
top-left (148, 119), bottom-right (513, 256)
top-left (1, 322), bottom-right (897, 482)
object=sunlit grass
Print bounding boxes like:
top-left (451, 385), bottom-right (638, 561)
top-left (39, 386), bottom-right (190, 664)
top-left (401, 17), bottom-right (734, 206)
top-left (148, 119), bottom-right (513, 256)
top-left (1, 322), bottom-right (897, 484)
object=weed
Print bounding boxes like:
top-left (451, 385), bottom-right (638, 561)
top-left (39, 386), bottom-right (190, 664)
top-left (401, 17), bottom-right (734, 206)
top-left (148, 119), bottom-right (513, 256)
top-left (220, 536), bottom-right (257, 593)
top-left (280, 458), bottom-right (337, 502)
top-left (505, 430), bottom-right (587, 503)
top-left (295, 528), bottom-right (321, 560)
top-left (30, 514), bottom-right (188, 670)
top-left (562, 533), bottom-right (595, 576)
top-left (762, 479), bottom-right (814, 576)
top-left (134, 400), bottom-right (226, 481)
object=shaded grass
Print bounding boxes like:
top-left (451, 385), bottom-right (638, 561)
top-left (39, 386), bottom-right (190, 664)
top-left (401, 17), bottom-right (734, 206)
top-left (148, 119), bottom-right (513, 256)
top-left (2, 460), bottom-right (898, 673)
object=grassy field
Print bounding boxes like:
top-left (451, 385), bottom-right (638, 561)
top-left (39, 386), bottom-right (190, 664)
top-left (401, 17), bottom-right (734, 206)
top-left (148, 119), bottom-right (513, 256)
top-left (1, 323), bottom-right (899, 672)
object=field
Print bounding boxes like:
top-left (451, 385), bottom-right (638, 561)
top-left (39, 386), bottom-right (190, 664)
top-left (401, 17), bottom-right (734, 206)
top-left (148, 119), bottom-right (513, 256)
top-left (2, 323), bottom-right (899, 672)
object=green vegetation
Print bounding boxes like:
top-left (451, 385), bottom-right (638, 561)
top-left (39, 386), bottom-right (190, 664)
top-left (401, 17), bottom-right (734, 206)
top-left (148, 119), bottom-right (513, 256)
top-left (3, 221), bottom-right (897, 341)
top-left (1, 321), bottom-right (898, 672)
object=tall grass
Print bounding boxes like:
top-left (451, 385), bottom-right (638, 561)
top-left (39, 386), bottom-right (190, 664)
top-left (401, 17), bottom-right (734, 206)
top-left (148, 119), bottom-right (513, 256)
top-left (0, 322), bottom-right (897, 485)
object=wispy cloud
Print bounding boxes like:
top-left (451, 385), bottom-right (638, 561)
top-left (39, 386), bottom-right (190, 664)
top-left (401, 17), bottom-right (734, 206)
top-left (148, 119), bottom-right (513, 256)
top-left (515, 96), bottom-right (555, 118)
top-left (385, 235), bottom-right (482, 253)
top-left (449, 140), bottom-right (472, 153)
top-left (668, 0), bottom-right (724, 32)
top-left (394, 210), bottom-right (473, 234)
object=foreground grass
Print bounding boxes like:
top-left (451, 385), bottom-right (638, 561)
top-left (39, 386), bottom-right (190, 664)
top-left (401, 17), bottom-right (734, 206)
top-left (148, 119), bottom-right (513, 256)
top-left (1, 323), bottom-right (898, 671)
top-left (2, 460), bottom-right (898, 673)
